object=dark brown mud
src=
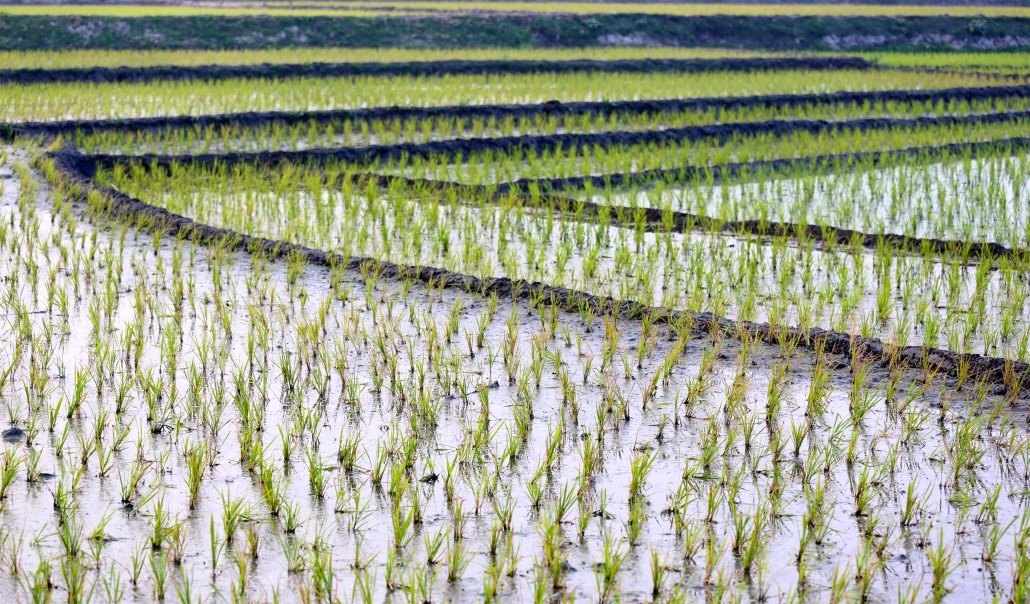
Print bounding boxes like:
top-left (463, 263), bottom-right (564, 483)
top-left (48, 144), bottom-right (1030, 391)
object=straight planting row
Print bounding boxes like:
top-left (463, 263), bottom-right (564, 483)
top-left (0, 69), bottom-right (1008, 124)
top-left (10, 82), bottom-right (1029, 142)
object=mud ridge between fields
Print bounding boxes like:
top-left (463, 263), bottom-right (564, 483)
top-left (6, 83), bottom-right (1030, 139)
top-left (73, 135), bottom-right (1030, 261)
top-left (79, 108), bottom-right (1030, 171)
top-left (0, 57), bottom-right (871, 85)
top-left (47, 145), bottom-right (1030, 391)
top-left (486, 134), bottom-right (1030, 201)
top-left (348, 139), bottom-right (1030, 261)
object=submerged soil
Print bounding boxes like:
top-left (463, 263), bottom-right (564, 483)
top-left (0, 147), bottom-right (1021, 601)
top-left (0, 143), bottom-right (1024, 603)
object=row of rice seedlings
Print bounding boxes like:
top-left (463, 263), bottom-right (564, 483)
top-left (865, 51), bottom-right (1030, 74)
top-left (0, 3), bottom-right (393, 16)
top-left (71, 94), bottom-right (1030, 156)
top-left (83, 109), bottom-right (1030, 247)
top-left (99, 157), bottom-right (1030, 362)
top-left (102, 137), bottom-right (1029, 251)
top-left (0, 69), bottom-right (1006, 123)
top-left (375, 114), bottom-right (1030, 184)
top-left (11, 146), bottom-right (1030, 603)
top-left (0, 47), bottom-right (776, 70)
top-left (588, 152), bottom-right (1030, 247)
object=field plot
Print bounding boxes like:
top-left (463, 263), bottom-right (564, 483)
top-left (64, 89), bottom-right (1030, 155)
top-left (866, 52), bottom-right (1030, 75)
top-left (0, 48), bottom-right (778, 71)
top-left (1, 68), bottom-right (1013, 123)
top-left (2, 48), bottom-right (1030, 604)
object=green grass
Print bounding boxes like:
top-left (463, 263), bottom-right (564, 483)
top-left (865, 51), bottom-right (1030, 73)
top-left (72, 93), bottom-right (1030, 156)
top-left (0, 69), bottom-right (1002, 123)
top-left (0, 5), bottom-right (393, 17)
top-left (5, 46), bottom-right (1028, 76)
top-left (4, 2), bottom-right (1030, 17)
top-left (0, 47), bottom-right (775, 70)
top-left (380, 116), bottom-right (1030, 185)
top-left (328, 2), bottom-right (1030, 17)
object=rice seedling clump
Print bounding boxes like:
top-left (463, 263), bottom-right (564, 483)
top-left (0, 25), bottom-right (1029, 603)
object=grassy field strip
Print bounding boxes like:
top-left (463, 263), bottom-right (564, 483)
top-left (319, 2), bottom-right (1030, 17)
top-left (47, 145), bottom-right (1030, 390)
top-left (881, 64), bottom-right (1030, 85)
top-left (9, 48), bottom-right (1025, 74)
top-left (78, 108), bottom-right (1030, 171)
top-left (380, 115), bottom-right (1030, 184)
top-left (6, 2), bottom-right (1030, 17)
top-left (6, 82), bottom-right (1028, 144)
top-left (0, 4), bottom-right (400, 16)
top-left (0, 69), bottom-right (1002, 123)
top-left (62, 95), bottom-right (1030, 156)
top-left (474, 135), bottom-right (1030, 200)
top-left (0, 47), bottom-right (779, 69)
top-left (862, 51), bottom-right (1030, 73)
top-left (0, 57), bottom-right (871, 85)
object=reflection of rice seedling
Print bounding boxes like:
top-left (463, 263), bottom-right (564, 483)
top-left (0, 51), bottom-right (1026, 604)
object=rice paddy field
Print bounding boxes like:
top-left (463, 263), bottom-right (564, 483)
top-left (1, 39), bottom-right (1030, 604)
